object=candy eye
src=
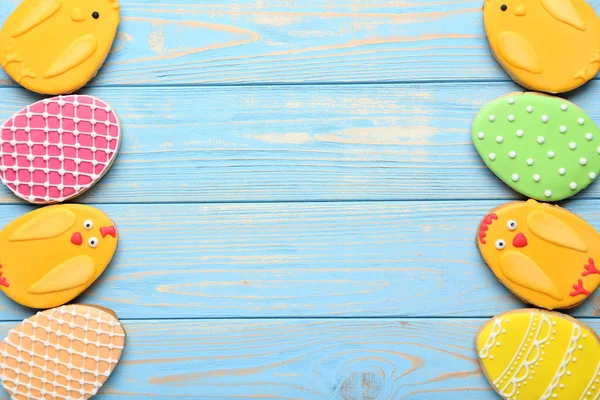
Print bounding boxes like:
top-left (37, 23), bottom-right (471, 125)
top-left (507, 220), bottom-right (517, 231)
top-left (88, 237), bottom-right (98, 248)
top-left (84, 220), bottom-right (93, 230)
top-left (495, 239), bottom-right (506, 250)
top-left (92, 11), bottom-right (99, 19)
top-left (500, 4), bottom-right (507, 11)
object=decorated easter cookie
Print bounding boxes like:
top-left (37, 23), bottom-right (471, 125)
top-left (0, 204), bottom-right (118, 309)
top-left (0, 95), bottom-right (121, 204)
top-left (0, 304), bottom-right (125, 400)
top-left (484, 0), bottom-right (600, 93)
top-left (472, 93), bottom-right (600, 202)
top-left (476, 309), bottom-right (600, 400)
top-left (477, 200), bottom-right (600, 309)
top-left (0, 0), bottom-right (120, 94)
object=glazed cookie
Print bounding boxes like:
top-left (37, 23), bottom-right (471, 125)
top-left (472, 93), bottom-right (600, 202)
top-left (477, 200), bottom-right (600, 309)
top-left (0, 95), bottom-right (121, 204)
top-left (483, 0), bottom-right (600, 93)
top-left (476, 309), bottom-right (600, 400)
top-left (0, 304), bottom-right (125, 400)
top-left (0, 0), bottom-right (120, 95)
top-left (0, 204), bottom-right (118, 309)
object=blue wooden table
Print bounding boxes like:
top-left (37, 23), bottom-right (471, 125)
top-left (1, 0), bottom-right (600, 398)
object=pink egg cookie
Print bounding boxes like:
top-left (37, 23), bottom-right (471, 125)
top-left (0, 95), bottom-right (121, 204)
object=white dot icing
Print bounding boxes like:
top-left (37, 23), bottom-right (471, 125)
top-left (489, 115), bottom-right (495, 122)
top-left (509, 151), bottom-right (516, 158)
top-left (580, 158), bottom-right (588, 165)
top-left (527, 106), bottom-right (533, 113)
top-left (578, 117), bottom-right (585, 125)
top-left (570, 182), bottom-right (578, 190)
top-left (545, 190), bottom-right (552, 197)
top-left (561, 104), bottom-right (568, 111)
top-left (538, 136), bottom-right (545, 144)
top-left (586, 133), bottom-right (593, 141)
top-left (547, 151), bottom-right (555, 158)
top-left (489, 153), bottom-right (497, 161)
top-left (508, 97), bottom-right (515, 104)
top-left (497, 136), bottom-right (504, 143)
top-left (478, 132), bottom-right (485, 139)
top-left (516, 130), bottom-right (524, 137)
top-left (590, 172), bottom-right (596, 180)
top-left (512, 174), bottom-right (519, 182)
top-left (527, 158), bottom-right (534, 166)
top-left (569, 142), bottom-right (577, 150)
top-left (508, 115), bottom-right (515, 122)
top-left (541, 115), bottom-right (549, 123)
top-left (533, 174), bottom-right (541, 182)
top-left (559, 126), bottom-right (567, 133)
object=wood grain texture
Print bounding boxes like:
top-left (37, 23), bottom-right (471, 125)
top-left (2, 81), bottom-right (600, 203)
top-left (4, 317), bottom-right (594, 400)
top-left (1, 200), bottom-right (599, 321)
top-left (0, 0), bottom-right (597, 87)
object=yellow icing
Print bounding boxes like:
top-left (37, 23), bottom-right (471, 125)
top-left (527, 210), bottom-right (588, 252)
top-left (500, 251), bottom-right (563, 301)
top-left (27, 255), bottom-right (94, 294)
top-left (9, 208), bottom-right (76, 242)
top-left (477, 200), bottom-right (600, 309)
top-left (0, 204), bottom-right (118, 309)
top-left (0, 0), bottom-right (120, 94)
top-left (484, 0), bottom-right (600, 93)
top-left (477, 310), bottom-right (600, 400)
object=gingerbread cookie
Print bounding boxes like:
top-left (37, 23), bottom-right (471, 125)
top-left (472, 93), bottom-right (600, 202)
top-left (0, 304), bottom-right (125, 400)
top-left (0, 0), bottom-right (120, 95)
top-left (476, 309), bottom-right (600, 400)
top-left (484, 0), bottom-right (600, 93)
top-left (0, 204), bottom-right (118, 309)
top-left (0, 95), bottom-right (121, 204)
top-left (477, 200), bottom-right (600, 309)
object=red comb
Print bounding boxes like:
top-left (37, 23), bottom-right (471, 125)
top-left (479, 213), bottom-right (498, 244)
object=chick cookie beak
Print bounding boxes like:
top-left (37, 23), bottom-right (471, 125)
top-left (72, 8), bottom-right (86, 22)
top-left (514, 4), bottom-right (526, 16)
top-left (71, 232), bottom-right (83, 245)
top-left (513, 232), bottom-right (528, 248)
top-left (100, 226), bottom-right (117, 238)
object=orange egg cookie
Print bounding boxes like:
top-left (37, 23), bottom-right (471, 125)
top-left (476, 309), bottom-right (600, 400)
top-left (0, 204), bottom-right (118, 309)
top-left (0, 304), bottom-right (125, 400)
top-left (0, 0), bottom-right (120, 95)
top-left (476, 200), bottom-right (600, 309)
top-left (483, 0), bottom-right (600, 93)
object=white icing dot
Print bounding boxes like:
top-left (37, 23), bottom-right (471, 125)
top-left (573, 357), bottom-right (577, 362)
top-left (43, 126), bottom-right (49, 133)
top-left (527, 105), bottom-right (533, 113)
top-left (104, 120), bottom-right (111, 127)
top-left (561, 104), bottom-right (568, 111)
top-left (512, 174), bottom-right (519, 182)
top-left (509, 151), bottom-right (516, 158)
top-left (24, 126), bottom-right (30, 133)
top-left (73, 99), bottom-right (79, 107)
top-left (569, 142), bottom-right (577, 150)
top-left (91, 146), bottom-right (97, 153)
top-left (560, 384), bottom-right (564, 389)
top-left (490, 355), bottom-right (494, 359)
top-left (58, 168), bottom-right (65, 176)
top-left (553, 395), bottom-right (557, 399)
top-left (548, 151), bottom-right (555, 158)
top-left (91, 131), bottom-right (98, 138)
top-left (560, 126), bottom-right (567, 133)
top-left (541, 115), bottom-right (549, 123)
top-left (567, 371), bottom-right (572, 375)
top-left (106, 106), bottom-right (112, 112)
top-left (508, 97), bottom-right (515, 104)
top-left (545, 190), bottom-right (552, 197)
top-left (570, 182), bottom-right (578, 190)
top-left (91, 118), bottom-right (97, 125)
top-left (57, 127), bottom-right (63, 134)
top-left (44, 182), bottom-right (49, 188)
top-left (559, 168), bottom-right (566, 175)
top-left (597, 146), bottom-right (600, 154)
top-left (26, 155), bottom-right (33, 161)
top-left (478, 132), bottom-right (485, 139)
top-left (533, 174), bottom-right (541, 182)
top-left (489, 115), bottom-right (495, 122)
top-left (42, 111), bottom-right (48, 118)
top-left (57, 184), bottom-right (63, 190)
top-left (579, 345), bottom-right (583, 349)
top-left (75, 143), bottom-right (81, 149)
top-left (57, 99), bottom-right (65, 106)
top-left (516, 129), bottom-right (524, 137)
top-left (584, 334), bottom-right (588, 338)
top-left (58, 155), bottom-right (64, 162)
top-left (57, 143), bottom-right (63, 149)
top-left (73, 129), bottom-right (79, 136)
top-left (496, 136), bottom-right (504, 143)
top-left (42, 99), bottom-right (49, 104)
top-left (508, 115), bottom-right (515, 122)
top-left (538, 136), bottom-right (545, 144)
top-left (581, 158), bottom-right (588, 165)
top-left (43, 155), bottom-right (49, 162)
top-left (57, 114), bottom-right (62, 120)
top-left (9, 139), bottom-right (16, 146)
top-left (578, 117), bottom-right (585, 125)
top-left (587, 133), bottom-right (594, 141)
top-left (10, 126), bottom-right (15, 132)
top-left (527, 158), bottom-right (534, 166)
top-left (489, 153), bottom-right (496, 161)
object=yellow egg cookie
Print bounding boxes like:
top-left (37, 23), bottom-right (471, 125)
top-left (0, 304), bottom-right (125, 400)
top-left (477, 200), bottom-right (600, 309)
top-left (0, 204), bottom-right (118, 309)
top-left (476, 309), bottom-right (600, 400)
top-left (0, 0), bottom-right (120, 95)
top-left (483, 0), bottom-right (600, 93)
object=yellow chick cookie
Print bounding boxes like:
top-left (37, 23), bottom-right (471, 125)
top-left (0, 204), bottom-right (118, 309)
top-left (0, 0), bottom-right (120, 95)
top-left (484, 0), bottom-right (600, 93)
top-left (477, 200), bottom-right (600, 309)
top-left (476, 309), bottom-right (600, 400)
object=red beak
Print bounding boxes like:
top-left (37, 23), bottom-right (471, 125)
top-left (100, 226), bottom-right (117, 238)
top-left (71, 232), bottom-right (82, 246)
top-left (513, 233), bottom-right (527, 248)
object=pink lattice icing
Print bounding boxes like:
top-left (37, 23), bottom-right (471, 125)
top-left (0, 95), bottom-right (121, 204)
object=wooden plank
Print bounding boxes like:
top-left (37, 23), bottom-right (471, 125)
top-left (0, 0), bottom-right (588, 86)
top-left (4, 82), bottom-right (600, 203)
top-left (1, 200), bottom-right (599, 320)
top-left (0, 317), bottom-right (597, 400)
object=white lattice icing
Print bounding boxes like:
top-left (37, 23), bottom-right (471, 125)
top-left (0, 305), bottom-right (125, 399)
top-left (480, 317), bottom-right (503, 359)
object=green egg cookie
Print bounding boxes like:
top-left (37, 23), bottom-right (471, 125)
top-left (472, 93), bottom-right (600, 201)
